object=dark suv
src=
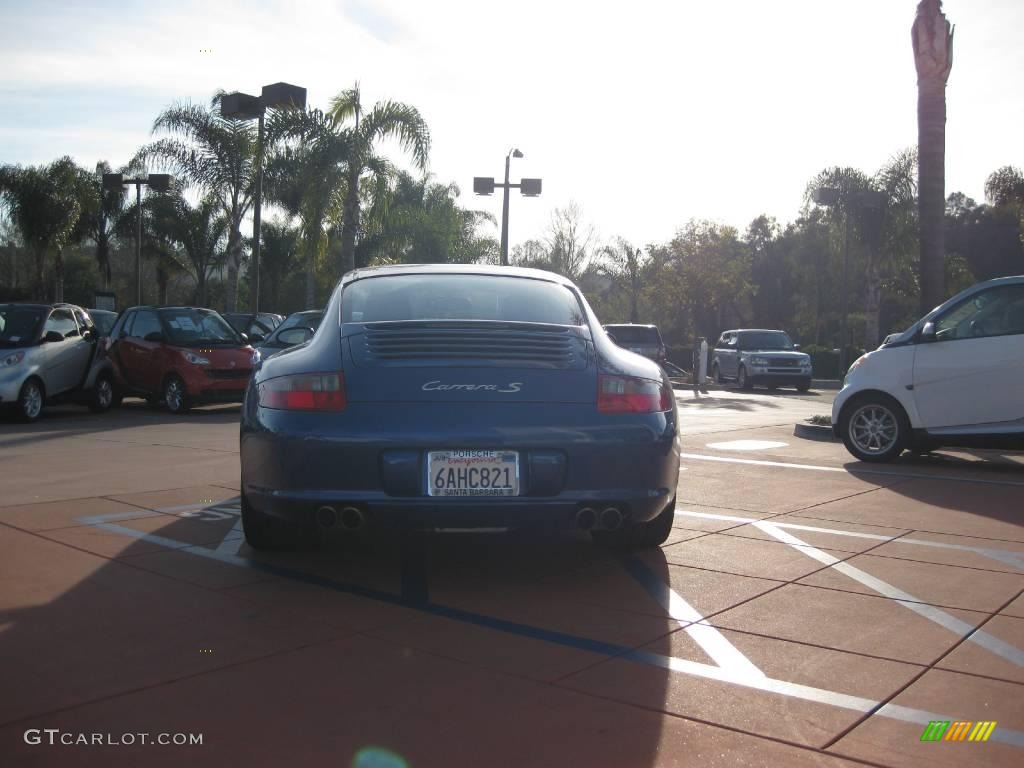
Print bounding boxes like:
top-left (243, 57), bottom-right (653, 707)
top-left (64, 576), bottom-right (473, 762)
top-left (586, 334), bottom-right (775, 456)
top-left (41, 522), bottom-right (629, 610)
top-left (603, 324), bottom-right (667, 365)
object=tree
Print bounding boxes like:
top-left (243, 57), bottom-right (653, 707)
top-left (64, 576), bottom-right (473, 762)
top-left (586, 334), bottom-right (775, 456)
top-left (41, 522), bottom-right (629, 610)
top-left (546, 202), bottom-right (594, 280)
top-left (146, 191), bottom-right (227, 306)
top-left (912, 0), bottom-right (954, 314)
top-left (255, 219), bottom-right (300, 311)
top-left (328, 83), bottom-right (431, 276)
top-left (984, 166), bottom-right (1024, 248)
top-left (73, 161), bottom-right (128, 290)
top-left (596, 238), bottom-right (647, 323)
top-left (265, 108), bottom-right (351, 308)
top-left (136, 95), bottom-right (256, 311)
top-left (0, 157), bottom-right (82, 301)
top-left (359, 172), bottom-right (497, 266)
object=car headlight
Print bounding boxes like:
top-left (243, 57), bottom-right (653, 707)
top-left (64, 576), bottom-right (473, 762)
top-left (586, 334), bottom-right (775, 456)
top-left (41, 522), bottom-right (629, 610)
top-left (800, 356), bottom-right (812, 368)
top-left (843, 354), bottom-right (868, 386)
top-left (183, 351), bottom-right (209, 365)
top-left (750, 356), bottom-right (769, 366)
top-left (2, 351), bottom-right (25, 367)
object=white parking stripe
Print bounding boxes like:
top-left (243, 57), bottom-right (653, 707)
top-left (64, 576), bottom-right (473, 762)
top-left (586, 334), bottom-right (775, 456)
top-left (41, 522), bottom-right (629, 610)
top-left (678, 452), bottom-right (1024, 487)
top-left (674, 509), bottom-right (1024, 570)
top-left (215, 517), bottom-right (245, 556)
top-left (754, 522), bottom-right (1024, 669)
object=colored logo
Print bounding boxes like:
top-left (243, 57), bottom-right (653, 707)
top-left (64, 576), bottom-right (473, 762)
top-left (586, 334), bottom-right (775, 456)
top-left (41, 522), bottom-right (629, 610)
top-left (920, 721), bottom-right (997, 742)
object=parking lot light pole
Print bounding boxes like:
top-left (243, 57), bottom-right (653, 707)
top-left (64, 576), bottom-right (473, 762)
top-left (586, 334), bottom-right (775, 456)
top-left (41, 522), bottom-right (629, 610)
top-left (222, 82), bottom-right (307, 312)
top-left (474, 149), bottom-right (542, 266)
top-left (102, 173), bottom-right (171, 305)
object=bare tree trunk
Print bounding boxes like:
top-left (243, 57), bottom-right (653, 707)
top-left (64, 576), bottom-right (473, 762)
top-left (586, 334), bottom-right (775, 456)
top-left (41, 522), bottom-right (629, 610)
top-left (913, 0), bottom-right (953, 314)
top-left (340, 163), bottom-right (360, 277)
top-left (224, 226), bottom-right (242, 311)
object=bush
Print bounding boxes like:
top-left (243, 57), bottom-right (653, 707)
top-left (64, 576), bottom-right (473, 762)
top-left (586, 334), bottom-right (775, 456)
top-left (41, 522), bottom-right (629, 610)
top-left (802, 344), bottom-right (865, 379)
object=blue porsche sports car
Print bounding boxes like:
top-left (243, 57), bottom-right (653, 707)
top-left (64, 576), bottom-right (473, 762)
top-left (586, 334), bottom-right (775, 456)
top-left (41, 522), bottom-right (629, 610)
top-left (240, 265), bottom-right (680, 550)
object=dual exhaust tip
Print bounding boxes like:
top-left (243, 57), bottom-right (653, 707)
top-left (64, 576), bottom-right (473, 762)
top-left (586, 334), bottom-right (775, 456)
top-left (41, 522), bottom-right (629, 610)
top-left (316, 505), bottom-right (365, 531)
top-left (576, 506), bottom-right (624, 531)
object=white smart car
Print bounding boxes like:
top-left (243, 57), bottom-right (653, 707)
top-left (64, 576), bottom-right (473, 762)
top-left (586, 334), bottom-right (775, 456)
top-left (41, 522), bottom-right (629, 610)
top-left (833, 275), bottom-right (1024, 462)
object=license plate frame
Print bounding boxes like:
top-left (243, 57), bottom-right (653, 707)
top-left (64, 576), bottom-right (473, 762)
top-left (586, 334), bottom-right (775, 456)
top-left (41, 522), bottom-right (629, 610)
top-left (426, 450), bottom-right (520, 497)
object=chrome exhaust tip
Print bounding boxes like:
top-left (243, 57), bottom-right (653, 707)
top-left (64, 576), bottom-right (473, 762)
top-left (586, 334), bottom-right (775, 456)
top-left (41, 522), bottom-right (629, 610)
top-left (600, 507), bottom-right (624, 531)
top-left (316, 506), bottom-right (338, 528)
top-left (340, 506), bottom-right (366, 531)
top-left (576, 507), bottom-right (597, 531)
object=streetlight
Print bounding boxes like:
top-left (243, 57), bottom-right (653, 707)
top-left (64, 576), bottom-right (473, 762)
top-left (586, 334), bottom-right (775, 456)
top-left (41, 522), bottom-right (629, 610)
top-left (102, 172), bottom-right (172, 305)
top-left (474, 148), bottom-right (542, 265)
top-left (813, 186), bottom-right (886, 374)
top-left (222, 82), bottom-right (307, 312)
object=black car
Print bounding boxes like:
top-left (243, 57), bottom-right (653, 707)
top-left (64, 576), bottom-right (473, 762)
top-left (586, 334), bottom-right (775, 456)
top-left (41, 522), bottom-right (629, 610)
top-left (251, 310), bottom-right (324, 364)
top-left (223, 312), bottom-right (284, 342)
top-left (240, 265), bottom-right (680, 551)
top-left (603, 324), bottom-right (667, 365)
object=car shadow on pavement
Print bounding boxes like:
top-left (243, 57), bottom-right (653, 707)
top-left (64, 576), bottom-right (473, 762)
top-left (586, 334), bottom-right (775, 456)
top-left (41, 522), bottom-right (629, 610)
top-left (677, 395), bottom-right (780, 412)
top-left (0, 510), bottom-right (673, 766)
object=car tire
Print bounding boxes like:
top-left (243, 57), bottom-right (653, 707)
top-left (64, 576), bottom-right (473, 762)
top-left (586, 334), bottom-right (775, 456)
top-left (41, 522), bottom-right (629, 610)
top-left (711, 363), bottom-right (721, 384)
top-left (738, 365), bottom-right (752, 390)
top-left (591, 496), bottom-right (676, 551)
top-left (163, 375), bottom-right (191, 414)
top-left (796, 382), bottom-right (811, 393)
top-left (88, 373), bottom-right (115, 413)
top-left (840, 393), bottom-right (910, 463)
top-left (17, 378), bottom-right (45, 422)
top-left (240, 491), bottom-right (301, 551)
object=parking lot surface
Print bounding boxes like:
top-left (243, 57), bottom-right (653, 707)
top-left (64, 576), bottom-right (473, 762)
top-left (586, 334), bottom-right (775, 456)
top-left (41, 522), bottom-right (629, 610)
top-left (1, 390), bottom-right (1022, 767)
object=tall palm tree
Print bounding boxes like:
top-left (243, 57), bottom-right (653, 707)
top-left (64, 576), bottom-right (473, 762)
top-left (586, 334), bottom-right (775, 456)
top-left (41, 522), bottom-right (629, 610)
top-left (136, 94), bottom-right (256, 312)
top-left (265, 108), bottom-right (351, 308)
top-left (0, 157), bottom-right (81, 301)
top-left (73, 160), bottom-right (128, 290)
top-left (328, 83), bottom-right (431, 276)
top-left (146, 191), bottom-right (227, 307)
top-left (912, 0), bottom-right (954, 314)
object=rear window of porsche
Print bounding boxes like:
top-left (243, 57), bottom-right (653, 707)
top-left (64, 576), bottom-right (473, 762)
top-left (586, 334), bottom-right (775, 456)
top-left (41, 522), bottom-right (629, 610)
top-left (341, 275), bottom-right (586, 326)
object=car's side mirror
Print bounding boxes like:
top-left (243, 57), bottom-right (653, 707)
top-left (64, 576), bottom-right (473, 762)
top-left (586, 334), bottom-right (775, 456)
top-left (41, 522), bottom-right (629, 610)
top-left (240, 332), bottom-right (249, 343)
top-left (43, 330), bottom-right (64, 343)
top-left (793, 343), bottom-right (801, 350)
top-left (919, 321), bottom-right (936, 341)
top-left (143, 331), bottom-right (164, 343)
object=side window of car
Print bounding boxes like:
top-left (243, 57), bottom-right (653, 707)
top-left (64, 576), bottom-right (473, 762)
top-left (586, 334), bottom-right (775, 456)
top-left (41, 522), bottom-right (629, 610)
top-left (934, 285), bottom-right (1024, 340)
top-left (132, 311), bottom-right (162, 340)
top-left (118, 311), bottom-right (136, 338)
top-left (44, 309), bottom-right (78, 338)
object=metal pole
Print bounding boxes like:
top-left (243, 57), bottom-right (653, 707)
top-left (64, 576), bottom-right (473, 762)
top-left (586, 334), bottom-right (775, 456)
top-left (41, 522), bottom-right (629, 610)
top-left (136, 183), bottom-right (143, 305)
top-left (840, 208), bottom-right (850, 376)
top-left (252, 110), bottom-right (264, 313)
top-left (500, 153), bottom-right (511, 266)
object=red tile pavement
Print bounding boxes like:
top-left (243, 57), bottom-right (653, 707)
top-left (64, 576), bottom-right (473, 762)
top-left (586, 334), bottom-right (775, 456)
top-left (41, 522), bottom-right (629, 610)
top-left (935, 615), bottom-right (1024, 685)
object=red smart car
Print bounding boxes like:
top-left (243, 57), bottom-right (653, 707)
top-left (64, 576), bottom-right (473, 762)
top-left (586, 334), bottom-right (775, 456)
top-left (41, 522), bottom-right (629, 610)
top-left (108, 306), bottom-right (255, 413)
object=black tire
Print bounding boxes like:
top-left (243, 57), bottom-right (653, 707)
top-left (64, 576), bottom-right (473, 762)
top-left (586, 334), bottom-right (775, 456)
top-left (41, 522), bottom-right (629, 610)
top-left (163, 375), bottom-right (191, 414)
top-left (738, 365), bottom-right (752, 390)
top-left (591, 496), bottom-right (676, 551)
top-left (796, 383), bottom-right (810, 393)
top-left (839, 393), bottom-right (909, 463)
top-left (240, 491), bottom-right (300, 551)
top-left (711, 363), bottom-right (721, 385)
top-left (17, 378), bottom-right (44, 422)
top-left (88, 373), bottom-right (115, 413)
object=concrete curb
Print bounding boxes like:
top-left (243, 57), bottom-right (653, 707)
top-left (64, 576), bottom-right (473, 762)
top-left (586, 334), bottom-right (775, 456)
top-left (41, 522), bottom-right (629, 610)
top-left (793, 422), bottom-right (837, 442)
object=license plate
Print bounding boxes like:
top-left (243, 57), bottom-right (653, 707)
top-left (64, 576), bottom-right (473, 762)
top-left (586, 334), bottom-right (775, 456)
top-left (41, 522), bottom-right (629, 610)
top-left (426, 450), bottom-right (520, 497)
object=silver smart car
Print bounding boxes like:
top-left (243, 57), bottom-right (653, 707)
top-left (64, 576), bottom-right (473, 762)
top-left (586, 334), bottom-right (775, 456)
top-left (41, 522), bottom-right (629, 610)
top-left (0, 303), bottom-right (116, 421)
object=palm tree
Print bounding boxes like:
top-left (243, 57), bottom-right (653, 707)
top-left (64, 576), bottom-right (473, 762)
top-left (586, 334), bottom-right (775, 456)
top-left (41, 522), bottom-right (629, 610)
top-left (146, 191), bottom-right (227, 307)
top-left (136, 95), bottom-right (256, 311)
top-left (598, 238), bottom-right (647, 323)
top-left (912, 0), bottom-right (954, 314)
top-left (265, 108), bottom-right (351, 308)
top-left (256, 219), bottom-right (300, 311)
top-left (0, 157), bottom-right (81, 301)
top-left (328, 83), bottom-right (431, 276)
top-left (73, 161), bottom-right (128, 290)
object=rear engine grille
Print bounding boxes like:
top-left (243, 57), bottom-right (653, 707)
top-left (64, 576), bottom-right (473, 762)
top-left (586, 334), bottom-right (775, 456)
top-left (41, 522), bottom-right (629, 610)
top-left (360, 322), bottom-right (578, 366)
top-left (205, 369), bottom-right (251, 380)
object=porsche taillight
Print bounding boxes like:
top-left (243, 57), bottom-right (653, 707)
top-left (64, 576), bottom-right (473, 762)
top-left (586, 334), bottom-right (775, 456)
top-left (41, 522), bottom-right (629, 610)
top-left (258, 373), bottom-right (346, 411)
top-left (597, 375), bottom-right (672, 413)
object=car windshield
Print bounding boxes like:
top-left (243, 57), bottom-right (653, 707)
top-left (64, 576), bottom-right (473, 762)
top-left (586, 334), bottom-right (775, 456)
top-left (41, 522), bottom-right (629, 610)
top-left (277, 312), bottom-right (323, 333)
top-left (159, 309), bottom-right (243, 346)
top-left (0, 306), bottom-right (45, 347)
top-left (341, 275), bottom-right (587, 325)
top-left (606, 326), bottom-right (660, 344)
top-left (739, 331), bottom-right (794, 351)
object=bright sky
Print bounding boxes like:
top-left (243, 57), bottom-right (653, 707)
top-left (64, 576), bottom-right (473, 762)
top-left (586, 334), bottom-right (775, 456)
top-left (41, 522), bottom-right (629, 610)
top-left (1, 0), bottom-right (1022, 252)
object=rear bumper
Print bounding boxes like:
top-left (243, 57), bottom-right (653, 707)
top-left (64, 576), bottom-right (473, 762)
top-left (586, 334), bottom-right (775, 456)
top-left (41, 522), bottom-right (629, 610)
top-left (241, 400), bottom-right (680, 530)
